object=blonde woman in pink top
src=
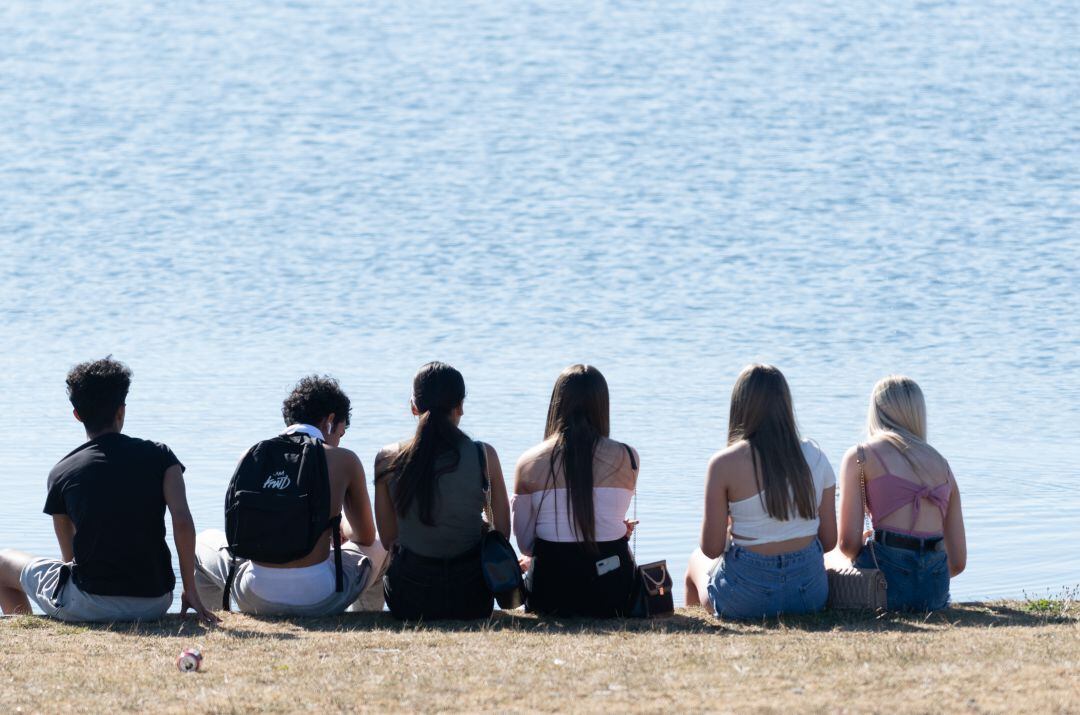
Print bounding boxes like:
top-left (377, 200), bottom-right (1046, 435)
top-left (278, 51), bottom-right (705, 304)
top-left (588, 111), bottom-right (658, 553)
top-left (837, 376), bottom-right (966, 611)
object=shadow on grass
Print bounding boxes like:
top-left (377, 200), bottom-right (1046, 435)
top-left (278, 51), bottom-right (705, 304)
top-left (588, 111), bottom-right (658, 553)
top-left (0, 614), bottom-right (300, 640)
top-left (3, 601), bottom-right (1073, 639)
top-left (218, 601), bottom-right (1079, 636)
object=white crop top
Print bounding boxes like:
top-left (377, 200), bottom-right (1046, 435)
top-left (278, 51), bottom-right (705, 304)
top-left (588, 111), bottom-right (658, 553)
top-left (511, 437), bottom-right (638, 556)
top-left (512, 487), bottom-right (633, 556)
top-left (728, 440), bottom-right (835, 546)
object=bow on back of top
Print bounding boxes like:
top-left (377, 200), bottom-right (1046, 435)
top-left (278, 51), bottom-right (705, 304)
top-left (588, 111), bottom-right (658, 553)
top-left (864, 444), bottom-right (951, 532)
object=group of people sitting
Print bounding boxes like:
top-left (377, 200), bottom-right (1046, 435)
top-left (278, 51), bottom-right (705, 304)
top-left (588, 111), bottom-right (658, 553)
top-left (0, 357), bottom-right (966, 624)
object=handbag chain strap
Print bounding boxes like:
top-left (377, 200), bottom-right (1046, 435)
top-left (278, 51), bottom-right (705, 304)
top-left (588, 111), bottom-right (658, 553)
top-left (626, 443), bottom-right (638, 557)
top-left (478, 441), bottom-right (494, 529)
top-left (857, 445), bottom-right (882, 572)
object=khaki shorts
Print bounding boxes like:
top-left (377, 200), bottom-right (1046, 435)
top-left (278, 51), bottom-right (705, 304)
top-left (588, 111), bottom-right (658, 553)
top-left (20, 559), bottom-right (172, 623)
top-left (194, 529), bottom-right (383, 616)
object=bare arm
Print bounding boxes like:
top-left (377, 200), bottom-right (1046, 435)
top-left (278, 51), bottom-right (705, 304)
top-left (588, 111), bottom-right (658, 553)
top-left (373, 448), bottom-right (399, 550)
top-left (341, 452), bottom-right (376, 547)
top-left (162, 465), bottom-right (218, 624)
top-left (817, 485), bottom-right (838, 552)
top-left (52, 515), bottom-right (76, 563)
top-left (944, 468), bottom-right (966, 577)
top-left (700, 454), bottom-right (730, 560)
top-left (483, 444), bottom-right (511, 538)
top-left (512, 455), bottom-right (538, 556)
top-left (837, 447), bottom-right (865, 560)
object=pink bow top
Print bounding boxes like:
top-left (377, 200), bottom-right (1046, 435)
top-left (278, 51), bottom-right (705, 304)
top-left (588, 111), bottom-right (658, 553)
top-left (863, 445), bottom-right (951, 536)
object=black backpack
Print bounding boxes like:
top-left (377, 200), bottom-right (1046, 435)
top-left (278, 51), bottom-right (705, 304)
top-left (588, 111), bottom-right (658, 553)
top-left (222, 433), bottom-right (343, 609)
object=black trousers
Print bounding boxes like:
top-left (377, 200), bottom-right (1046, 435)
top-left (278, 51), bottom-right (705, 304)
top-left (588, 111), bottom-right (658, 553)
top-left (526, 538), bottom-right (636, 618)
top-left (383, 544), bottom-right (493, 621)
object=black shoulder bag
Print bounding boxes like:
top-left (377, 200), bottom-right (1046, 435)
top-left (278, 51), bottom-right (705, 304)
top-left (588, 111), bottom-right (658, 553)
top-left (476, 441), bottom-right (525, 609)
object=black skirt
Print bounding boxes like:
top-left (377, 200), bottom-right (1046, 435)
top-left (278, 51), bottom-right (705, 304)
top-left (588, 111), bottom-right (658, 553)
top-left (526, 537), bottom-right (636, 618)
top-left (384, 544), bottom-right (494, 621)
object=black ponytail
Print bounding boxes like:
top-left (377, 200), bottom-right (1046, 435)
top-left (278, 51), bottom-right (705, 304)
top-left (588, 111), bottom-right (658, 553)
top-left (386, 362), bottom-right (467, 526)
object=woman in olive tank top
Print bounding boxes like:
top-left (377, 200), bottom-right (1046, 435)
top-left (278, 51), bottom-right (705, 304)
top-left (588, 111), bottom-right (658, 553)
top-left (374, 362), bottom-right (511, 620)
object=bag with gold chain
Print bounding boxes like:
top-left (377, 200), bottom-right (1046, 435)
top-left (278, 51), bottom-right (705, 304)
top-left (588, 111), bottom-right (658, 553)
top-left (826, 445), bottom-right (888, 610)
top-left (624, 444), bottom-right (674, 618)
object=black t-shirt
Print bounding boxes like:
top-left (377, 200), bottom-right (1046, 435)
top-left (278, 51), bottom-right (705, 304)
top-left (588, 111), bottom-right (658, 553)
top-left (44, 432), bottom-right (181, 597)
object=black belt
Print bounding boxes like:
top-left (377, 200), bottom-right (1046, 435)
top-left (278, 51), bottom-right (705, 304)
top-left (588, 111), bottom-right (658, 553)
top-left (874, 530), bottom-right (943, 552)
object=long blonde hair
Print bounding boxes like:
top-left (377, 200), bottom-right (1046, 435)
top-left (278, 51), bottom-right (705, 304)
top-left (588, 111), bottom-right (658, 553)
top-left (867, 375), bottom-right (931, 475)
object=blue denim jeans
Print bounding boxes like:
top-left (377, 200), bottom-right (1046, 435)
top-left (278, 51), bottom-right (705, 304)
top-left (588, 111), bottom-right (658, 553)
top-left (708, 539), bottom-right (828, 620)
top-left (854, 535), bottom-right (950, 612)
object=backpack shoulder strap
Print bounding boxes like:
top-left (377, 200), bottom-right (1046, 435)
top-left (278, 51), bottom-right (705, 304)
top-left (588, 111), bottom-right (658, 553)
top-left (622, 443), bottom-right (638, 472)
top-left (306, 434), bottom-right (344, 593)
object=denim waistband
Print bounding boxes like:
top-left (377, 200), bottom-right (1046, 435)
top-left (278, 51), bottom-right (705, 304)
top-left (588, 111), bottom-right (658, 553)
top-left (726, 538), bottom-right (823, 568)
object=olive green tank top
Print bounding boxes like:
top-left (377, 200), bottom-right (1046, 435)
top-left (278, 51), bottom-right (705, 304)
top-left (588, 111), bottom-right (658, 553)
top-left (394, 436), bottom-right (486, 559)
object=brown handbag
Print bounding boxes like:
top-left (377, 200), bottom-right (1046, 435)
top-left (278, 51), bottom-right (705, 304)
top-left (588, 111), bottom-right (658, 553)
top-left (826, 445), bottom-right (888, 610)
top-left (624, 445), bottom-right (674, 618)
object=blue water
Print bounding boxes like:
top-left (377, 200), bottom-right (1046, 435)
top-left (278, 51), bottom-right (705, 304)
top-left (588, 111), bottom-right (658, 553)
top-left (1, 1), bottom-right (1078, 608)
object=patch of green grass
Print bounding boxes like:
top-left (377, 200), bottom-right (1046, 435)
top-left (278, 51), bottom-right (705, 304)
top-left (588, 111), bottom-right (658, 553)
top-left (1021, 586), bottom-right (1078, 619)
top-left (1024, 598), bottom-right (1061, 614)
top-left (9, 615), bottom-right (48, 629)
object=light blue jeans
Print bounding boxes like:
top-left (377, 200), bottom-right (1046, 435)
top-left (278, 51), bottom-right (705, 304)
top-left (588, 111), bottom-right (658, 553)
top-left (708, 539), bottom-right (828, 620)
top-left (854, 535), bottom-right (950, 612)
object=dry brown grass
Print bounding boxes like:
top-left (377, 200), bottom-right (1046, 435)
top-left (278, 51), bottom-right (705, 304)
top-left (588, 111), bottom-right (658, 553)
top-left (2, 601), bottom-right (1078, 714)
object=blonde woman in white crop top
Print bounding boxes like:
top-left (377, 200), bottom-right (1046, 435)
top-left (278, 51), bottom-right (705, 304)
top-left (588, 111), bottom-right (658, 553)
top-left (685, 364), bottom-right (837, 620)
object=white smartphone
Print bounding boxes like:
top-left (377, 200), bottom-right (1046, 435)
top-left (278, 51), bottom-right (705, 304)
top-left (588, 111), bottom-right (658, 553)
top-left (595, 555), bottom-right (621, 576)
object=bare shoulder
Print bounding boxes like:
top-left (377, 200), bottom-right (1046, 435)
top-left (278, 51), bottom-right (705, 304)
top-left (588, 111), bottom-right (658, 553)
top-left (708, 440), bottom-right (749, 472)
top-left (324, 444), bottom-right (363, 473)
top-left (324, 443), bottom-right (360, 461)
top-left (840, 444), bottom-right (861, 467)
top-left (376, 441), bottom-right (404, 461)
top-left (596, 436), bottom-right (638, 464)
top-left (919, 441), bottom-right (952, 479)
top-left (516, 439), bottom-right (554, 472)
top-left (514, 440), bottom-right (555, 492)
top-left (373, 441), bottom-right (405, 478)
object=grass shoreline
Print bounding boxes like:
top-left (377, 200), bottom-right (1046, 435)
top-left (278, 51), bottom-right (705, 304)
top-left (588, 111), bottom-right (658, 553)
top-left (3, 600), bottom-right (1077, 713)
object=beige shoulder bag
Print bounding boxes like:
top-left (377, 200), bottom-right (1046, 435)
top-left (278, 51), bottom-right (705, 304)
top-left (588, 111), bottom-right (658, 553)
top-left (826, 445), bottom-right (888, 610)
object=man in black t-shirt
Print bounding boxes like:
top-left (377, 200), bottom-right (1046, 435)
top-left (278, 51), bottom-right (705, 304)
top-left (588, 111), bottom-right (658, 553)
top-left (0, 357), bottom-right (218, 623)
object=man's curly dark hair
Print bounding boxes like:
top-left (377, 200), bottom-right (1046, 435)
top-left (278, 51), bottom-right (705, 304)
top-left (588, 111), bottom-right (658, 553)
top-left (66, 356), bottom-right (132, 431)
top-left (282, 375), bottom-right (352, 429)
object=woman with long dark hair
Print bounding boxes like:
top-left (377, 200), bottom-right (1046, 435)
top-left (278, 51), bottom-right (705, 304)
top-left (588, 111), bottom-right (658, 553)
top-left (685, 364), bottom-right (837, 619)
top-left (512, 364), bottom-right (639, 617)
top-left (374, 362), bottom-right (510, 620)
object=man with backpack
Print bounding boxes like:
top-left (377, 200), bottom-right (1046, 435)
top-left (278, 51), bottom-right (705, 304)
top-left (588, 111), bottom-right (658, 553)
top-left (0, 357), bottom-right (217, 624)
top-left (193, 375), bottom-right (384, 615)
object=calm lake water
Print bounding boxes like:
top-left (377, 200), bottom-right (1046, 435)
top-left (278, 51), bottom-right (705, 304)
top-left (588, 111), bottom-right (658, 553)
top-left (1, 1), bottom-right (1077, 609)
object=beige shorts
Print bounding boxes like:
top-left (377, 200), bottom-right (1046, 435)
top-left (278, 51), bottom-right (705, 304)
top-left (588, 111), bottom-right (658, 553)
top-left (20, 559), bottom-right (172, 623)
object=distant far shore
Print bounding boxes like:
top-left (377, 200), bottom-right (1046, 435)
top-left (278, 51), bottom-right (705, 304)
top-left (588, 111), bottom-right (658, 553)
top-left (2, 599), bottom-right (1077, 712)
